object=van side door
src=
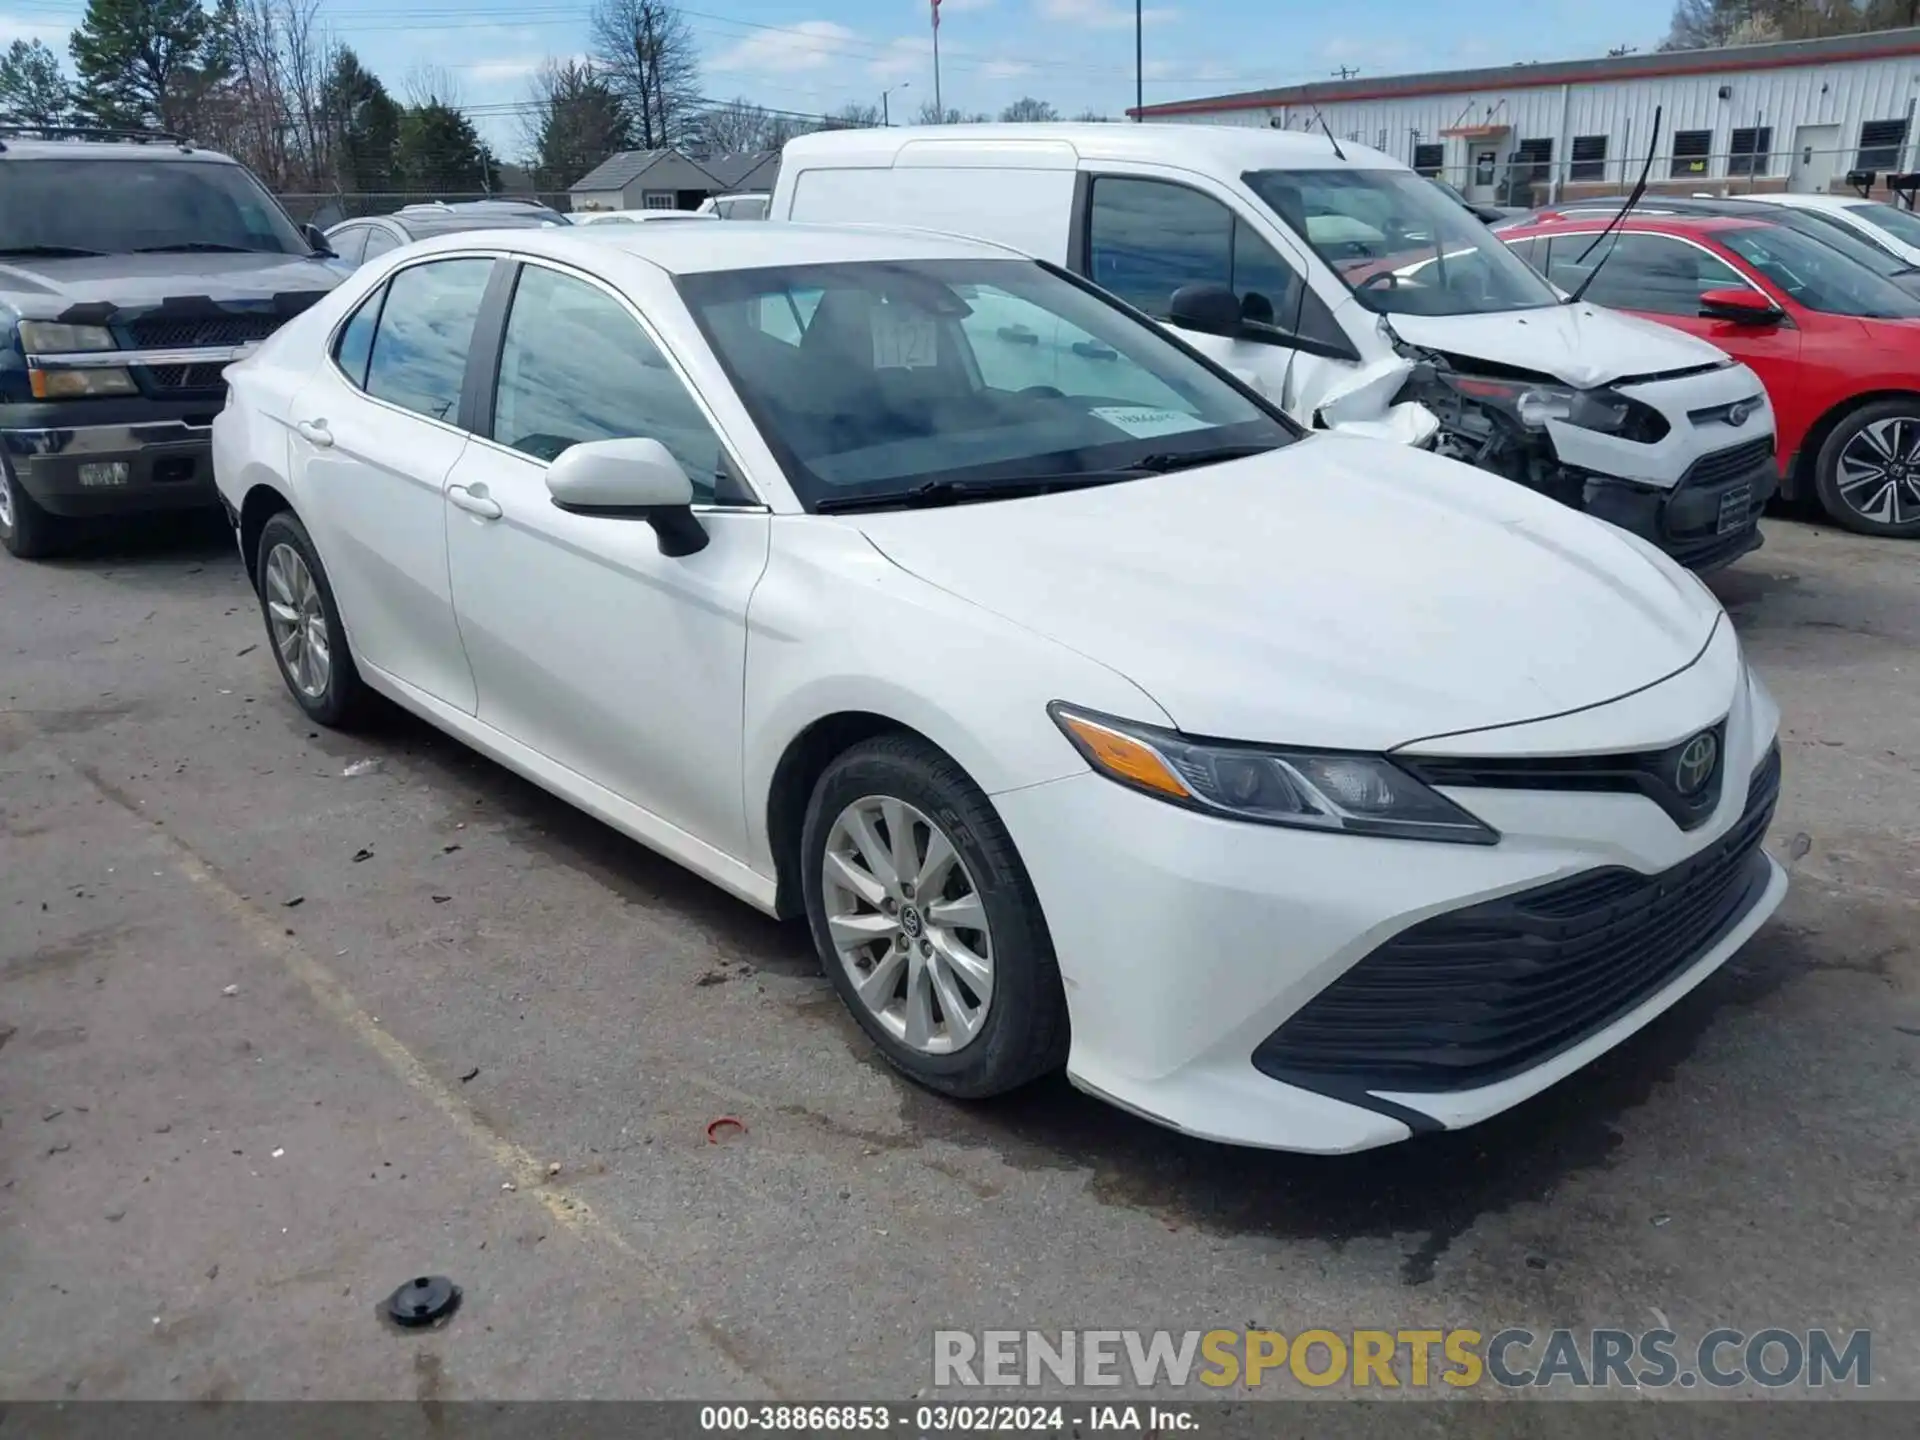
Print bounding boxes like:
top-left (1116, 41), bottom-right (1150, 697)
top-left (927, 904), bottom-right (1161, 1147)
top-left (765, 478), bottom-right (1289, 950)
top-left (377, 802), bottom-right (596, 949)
top-left (1070, 170), bottom-right (1358, 418)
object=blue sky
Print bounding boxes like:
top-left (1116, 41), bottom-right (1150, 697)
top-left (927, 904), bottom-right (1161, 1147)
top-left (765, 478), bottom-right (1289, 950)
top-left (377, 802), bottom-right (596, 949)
top-left (2, 0), bottom-right (1681, 155)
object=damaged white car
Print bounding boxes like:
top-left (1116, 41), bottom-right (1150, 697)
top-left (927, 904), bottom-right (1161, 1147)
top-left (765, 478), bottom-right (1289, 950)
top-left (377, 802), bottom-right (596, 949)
top-left (773, 123), bottom-right (1778, 571)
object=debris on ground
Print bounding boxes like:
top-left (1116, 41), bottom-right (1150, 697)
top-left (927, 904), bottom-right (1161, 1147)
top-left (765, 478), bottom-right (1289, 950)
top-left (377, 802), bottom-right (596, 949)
top-left (282, 897), bottom-right (304, 909)
top-left (706, 1117), bottom-right (747, 1145)
top-left (501, 1182), bottom-right (515, 1192)
top-left (341, 758), bottom-right (384, 778)
top-left (442, 844), bottom-right (462, 854)
top-left (459, 1067), bottom-right (480, 1083)
top-left (1788, 832), bottom-right (1813, 861)
top-left (42, 1108), bottom-right (62, 1122)
top-left (221, 984), bottom-right (239, 997)
top-left (383, 1275), bottom-right (461, 1330)
top-left (431, 895), bottom-right (451, 904)
top-left (1652, 1214), bottom-right (1672, 1227)
top-left (351, 848), bottom-right (373, 863)
top-left (695, 970), bottom-right (728, 987)
top-left (236, 644), bottom-right (257, 657)
top-left (270, 1148), bottom-right (285, 1159)
top-left (546, 1162), bottom-right (561, 1178)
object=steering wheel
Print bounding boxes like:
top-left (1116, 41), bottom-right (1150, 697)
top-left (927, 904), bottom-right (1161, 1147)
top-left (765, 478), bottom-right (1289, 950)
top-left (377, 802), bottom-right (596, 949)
top-left (1357, 270), bottom-right (1402, 292)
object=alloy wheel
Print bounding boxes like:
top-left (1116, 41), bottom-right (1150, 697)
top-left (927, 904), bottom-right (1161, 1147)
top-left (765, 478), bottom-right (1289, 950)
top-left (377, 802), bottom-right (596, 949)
top-left (821, 796), bottom-right (994, 1055)
top-left (263, 541), bottom-right (331, 699)
top-left (1836, 416), bottom-right (1920, 528)
top-left (0, 467), bottom-right (15, 531)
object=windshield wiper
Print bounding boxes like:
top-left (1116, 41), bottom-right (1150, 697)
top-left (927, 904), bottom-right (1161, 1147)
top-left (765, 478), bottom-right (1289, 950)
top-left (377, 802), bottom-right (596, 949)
top-left (814, 473), bottom-right (1132, 514)
top-left (1126, 442), bottom-right (1281, 474)
top-left (0, 244), bottom-right (107, 258)
top-left (132, 242), bottom-right (266, 253)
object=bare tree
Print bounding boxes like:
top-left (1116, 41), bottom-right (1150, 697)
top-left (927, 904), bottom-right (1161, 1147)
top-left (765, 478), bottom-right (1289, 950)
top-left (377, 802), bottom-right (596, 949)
top-left (404, 64), bottom-right (461, 108)
top-left (590, 0), bottom-right (700, 149)
top-left (688, 96), bottom-right (772, 154)
top-left (912, 99), bottom-right (988, 125)
top-left (825, 101), bottom-right (882, 130)
top-left (190, 0), bottom-right (335, 191)
top-left (999, 96), bottom-right (1059, 123)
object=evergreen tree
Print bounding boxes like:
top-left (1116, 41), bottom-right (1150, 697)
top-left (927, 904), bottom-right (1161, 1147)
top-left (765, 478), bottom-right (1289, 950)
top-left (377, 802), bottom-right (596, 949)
top-left (69, 0), bottom-right (224, 132)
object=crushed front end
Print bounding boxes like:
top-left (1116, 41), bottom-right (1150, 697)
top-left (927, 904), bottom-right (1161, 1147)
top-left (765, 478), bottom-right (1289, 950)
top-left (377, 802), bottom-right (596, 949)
top-left (1409, 353), bottom-right (1776, 573)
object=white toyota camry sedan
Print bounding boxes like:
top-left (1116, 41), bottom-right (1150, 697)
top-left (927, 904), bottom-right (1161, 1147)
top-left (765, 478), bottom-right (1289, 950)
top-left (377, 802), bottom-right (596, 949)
top-left (211, 222), bottom-right (1787, 1153)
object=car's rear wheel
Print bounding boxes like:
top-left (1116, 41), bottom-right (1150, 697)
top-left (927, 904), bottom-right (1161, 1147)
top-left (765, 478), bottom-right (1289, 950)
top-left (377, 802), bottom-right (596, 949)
top-left (801, 734), bottom-right (1068, 1098)
top-left (0, 458), bottom-right (66, 560)
top-left (1813, 399), bottom-right (1920, 538)
top-left (255, 510), bottom-right (371, 727)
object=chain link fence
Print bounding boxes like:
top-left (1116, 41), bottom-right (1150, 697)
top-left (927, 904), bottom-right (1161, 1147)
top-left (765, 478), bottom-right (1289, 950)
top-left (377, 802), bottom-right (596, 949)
top-left (274, 191), bottom-right (579, 225)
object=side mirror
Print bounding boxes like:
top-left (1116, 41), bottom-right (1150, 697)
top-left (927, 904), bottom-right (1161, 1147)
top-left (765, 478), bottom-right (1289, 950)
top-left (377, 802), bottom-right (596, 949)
top-left (1167, 282), bottom-right (1244, 338)
top-left (1699, 287), bottom-right (1783, 325)
top-left (545, 437), bottom-right (708, 556)
top-left (302, 223), bottom-right (336, 257)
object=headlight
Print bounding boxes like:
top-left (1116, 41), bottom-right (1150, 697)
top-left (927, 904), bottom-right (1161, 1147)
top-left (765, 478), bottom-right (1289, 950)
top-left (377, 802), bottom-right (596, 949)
top-left (18, 321), bottom-right (118, 354)
top-left (1451, 376), bottom-right (1666, 441)
top-left (1049, 704), bottom-right (1499, 845)
top-left (28, 367), bottom-right (137, 399)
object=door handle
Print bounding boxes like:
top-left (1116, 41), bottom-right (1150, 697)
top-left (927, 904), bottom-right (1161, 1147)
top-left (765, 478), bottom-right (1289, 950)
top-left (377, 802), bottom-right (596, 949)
top-left (448, 483), bottom-right (502, 520)
top-left (294, 417), bottom-right (332, 447)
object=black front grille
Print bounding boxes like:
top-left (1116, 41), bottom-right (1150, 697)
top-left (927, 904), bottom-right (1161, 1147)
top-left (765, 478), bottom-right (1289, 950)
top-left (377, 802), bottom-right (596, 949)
top-left (144, 362), bottom-right (230, 391)
top-left (1401, 720), bottom-right (1728, 831)
top-left (1686, 436), bottom-right (1775, 489)
top-left (1253, 744), bottom-right (1781, 1095)
top-left (125, 313), bottom-right (284, 349)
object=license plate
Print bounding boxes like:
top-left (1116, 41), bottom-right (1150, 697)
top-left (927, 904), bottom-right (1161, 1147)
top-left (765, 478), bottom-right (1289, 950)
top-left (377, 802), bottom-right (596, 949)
top-left (1716, 484), bottom-right (1752, 535)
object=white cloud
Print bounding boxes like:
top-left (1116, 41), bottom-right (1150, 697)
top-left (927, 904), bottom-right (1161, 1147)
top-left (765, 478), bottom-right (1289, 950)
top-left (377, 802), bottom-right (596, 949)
top-left (979, 58), bottom-right (1036, 80)
top-left (711, 20), bottom-right (863, 75)
top-left (1039, 0), bottom-right (1175, 29)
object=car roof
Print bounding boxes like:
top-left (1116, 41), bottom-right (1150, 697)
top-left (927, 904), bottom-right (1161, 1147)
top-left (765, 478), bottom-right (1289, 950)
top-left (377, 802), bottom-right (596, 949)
top-left (1506, 212), bottom-right (1771, 238)
top-left (781, 121), bottom-right (1403, 174)
top-left (0, 135), bottom-right (239, 164)
top-left (397, 219), bottom-right (1026, 273)
top-left (1740, 192), bottom-right (1858, 212)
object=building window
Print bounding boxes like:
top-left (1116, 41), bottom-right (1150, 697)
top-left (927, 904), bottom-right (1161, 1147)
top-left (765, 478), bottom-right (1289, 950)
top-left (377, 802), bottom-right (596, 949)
top-left (1670, 130), bottom-right (1712, 177)
top-left (642, 191), bottom-right (675, 210)
top-left (1376, 128), bottom-right (1388, 151)
top-left (1857, 118), bottom-right (1910, 171)
top-left (1728, 126), bottom-right (1772, 177)
top-left (1569, 134), bottom-right (1608, 182)
top-left (1413, 142), bottom-right (1444, 176)
top-left (1515, 137), bottom-right (1553, 181)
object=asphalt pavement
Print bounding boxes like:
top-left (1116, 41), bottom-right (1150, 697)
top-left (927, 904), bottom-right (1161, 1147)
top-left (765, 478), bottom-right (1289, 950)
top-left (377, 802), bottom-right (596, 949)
top-left (1, 510), bottom-right (1915, 1400)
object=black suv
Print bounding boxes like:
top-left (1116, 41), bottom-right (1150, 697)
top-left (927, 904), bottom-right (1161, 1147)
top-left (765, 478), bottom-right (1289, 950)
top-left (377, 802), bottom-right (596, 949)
top-left (0, 127), bottom-right (343, 558)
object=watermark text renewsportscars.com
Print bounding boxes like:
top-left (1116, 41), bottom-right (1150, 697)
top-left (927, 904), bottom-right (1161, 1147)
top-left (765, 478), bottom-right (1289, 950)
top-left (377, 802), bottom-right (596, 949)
top-left (932, 1328), bottom-right (1872, 1391)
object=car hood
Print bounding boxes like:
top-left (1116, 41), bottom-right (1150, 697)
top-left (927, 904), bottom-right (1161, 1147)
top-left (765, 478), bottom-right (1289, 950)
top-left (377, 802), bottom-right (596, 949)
top-left (850, 438), bottom-right (1722, 751)
top-left (0, 251), bottom-right (340, 314)
top-left (1389, 301), bottom-right (1732, 389)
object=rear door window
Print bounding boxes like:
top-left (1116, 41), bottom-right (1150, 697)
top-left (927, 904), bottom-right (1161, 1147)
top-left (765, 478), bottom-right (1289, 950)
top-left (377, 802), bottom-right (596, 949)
top-left (361, 258), bottom-right (495, 423)
top-left (1542, 232), bottom-right (1744, 315)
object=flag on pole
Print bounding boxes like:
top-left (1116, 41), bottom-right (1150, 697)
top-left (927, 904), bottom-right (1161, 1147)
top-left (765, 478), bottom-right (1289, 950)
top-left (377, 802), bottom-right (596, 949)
top-left (931, 0), bottom-right (941, 29)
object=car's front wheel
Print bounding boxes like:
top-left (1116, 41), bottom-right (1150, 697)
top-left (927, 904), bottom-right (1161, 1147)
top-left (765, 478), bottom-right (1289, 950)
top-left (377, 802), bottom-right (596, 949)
top-left (0, 457), bottom-right (66, 560)
top-left (801, 734), bottom-right (1068, 1098)
top-left (255, 510), bottom-right (371, 727)
top-left (1813, 399), bottom-right (1920, 538)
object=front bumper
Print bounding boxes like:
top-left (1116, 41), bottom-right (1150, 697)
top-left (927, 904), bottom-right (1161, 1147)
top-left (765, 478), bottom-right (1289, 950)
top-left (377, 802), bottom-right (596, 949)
top-left (993, 651), bottom-right (1785, 1154)
top-left (0, 402), bottom-right (220, 518)
top-left (1582, 438), bottom-right (1776, 574)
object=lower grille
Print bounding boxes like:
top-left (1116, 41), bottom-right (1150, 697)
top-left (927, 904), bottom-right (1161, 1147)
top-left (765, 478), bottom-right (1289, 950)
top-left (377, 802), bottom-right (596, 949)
top-left (1253, 744), bottom-right (1781, 1095)
top-left (143, 362), bottom-right (230, 392)
top-left (1686, 436), bottom-right (1775, 488)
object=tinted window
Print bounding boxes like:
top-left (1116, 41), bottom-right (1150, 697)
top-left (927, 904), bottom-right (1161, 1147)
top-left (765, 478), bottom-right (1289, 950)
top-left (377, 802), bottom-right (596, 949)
top-left (491, 264), bottom-right (737, 502)
top-left (679, 257), bottom-right (1294, 512)
top-left (0, 158), bottom-right (309, 255)
top-left (1541, 232), bottom-right (1745, 315)
top-left (1845, 200), bottom-right (1920, 250)
top-left (327, 225), bottom-right (369, 266)
top-left (1716, 225), bottom-right (1920, 318)
top-left (333, 288), bottom-right (384, 389)
top-left (363, 227), bottom-right (400, 261)
top-left (363, 258), bottom-right (494, 422)
top-left (1087, 178), bottom-right (1306, 324)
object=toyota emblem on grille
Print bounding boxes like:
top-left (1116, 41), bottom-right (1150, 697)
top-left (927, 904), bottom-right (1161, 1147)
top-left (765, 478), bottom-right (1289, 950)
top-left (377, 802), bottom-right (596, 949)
top-left (1673, 731), bottom-right (1719, 797)
top-left (1726, 400), bottom-right (1754, 426)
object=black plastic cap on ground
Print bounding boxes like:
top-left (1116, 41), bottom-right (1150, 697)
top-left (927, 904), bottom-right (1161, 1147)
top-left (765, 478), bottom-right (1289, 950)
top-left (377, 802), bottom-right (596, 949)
top-left (385, 1274), bottom-right (461, 1328)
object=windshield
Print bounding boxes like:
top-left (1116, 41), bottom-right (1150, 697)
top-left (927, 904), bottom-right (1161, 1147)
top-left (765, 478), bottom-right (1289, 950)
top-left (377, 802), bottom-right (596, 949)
top-left (0, 158), bottom-right (309, 256)
top-left (1763, 209), bottom-right (1911, 273)
top-left (1844, 200), bottom-right (1920, 250)
top-left (1716, 224), bottom-right (1920, 318)
top-left (1244, 167), bottom-right (1559, 316)
top-left (677, 257), bottom-right (1296, 512)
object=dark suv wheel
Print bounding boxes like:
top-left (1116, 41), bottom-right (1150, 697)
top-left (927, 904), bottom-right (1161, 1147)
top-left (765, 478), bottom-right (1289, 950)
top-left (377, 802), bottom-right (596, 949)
top-left (0, 457), bottom-right (66, 559)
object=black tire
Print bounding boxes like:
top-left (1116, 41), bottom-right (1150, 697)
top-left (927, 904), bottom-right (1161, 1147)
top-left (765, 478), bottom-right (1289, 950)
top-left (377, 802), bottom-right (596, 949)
top-left (254, 510), bottom-right (373, 728)
top-left (0, 458), bottom-right (67, 560)
top-left (800, 734), bottom-right (1069, 1099)
top-left (1812, 399), bottom-right (1920, 538)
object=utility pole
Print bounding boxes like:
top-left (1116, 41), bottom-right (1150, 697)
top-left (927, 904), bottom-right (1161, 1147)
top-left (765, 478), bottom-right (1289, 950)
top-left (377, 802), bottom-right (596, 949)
top-left (1121, 0), bottom-right (1136, 121)
top-left (1333, 65), bottom-right (1359, 80)
top-left (882, 82), bottom-right (910, 126)
top-left (931, 0), bottom-right (942, 119)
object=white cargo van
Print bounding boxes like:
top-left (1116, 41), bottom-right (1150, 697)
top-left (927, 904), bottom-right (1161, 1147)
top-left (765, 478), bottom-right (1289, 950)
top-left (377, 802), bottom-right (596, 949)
top-left (772, 123), bottom-right (1780, 571)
